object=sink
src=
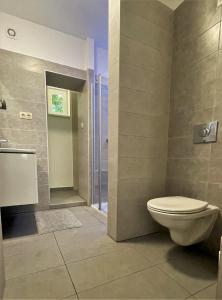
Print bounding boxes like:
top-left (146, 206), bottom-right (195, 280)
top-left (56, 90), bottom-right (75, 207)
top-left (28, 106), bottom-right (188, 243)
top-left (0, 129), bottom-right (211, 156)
top-left (0, 148), bottom-right (36, 154)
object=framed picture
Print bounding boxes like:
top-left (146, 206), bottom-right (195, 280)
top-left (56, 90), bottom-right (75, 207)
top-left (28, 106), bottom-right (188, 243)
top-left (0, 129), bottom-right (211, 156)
top-left (47, 86), bottom-right (70, 117)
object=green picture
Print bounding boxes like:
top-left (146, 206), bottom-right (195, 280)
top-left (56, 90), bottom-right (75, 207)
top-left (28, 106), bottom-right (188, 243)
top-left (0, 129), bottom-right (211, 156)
top-left (52, 94), bottom-right (64, 113)
top-left (47, 86), bottom-right (70, 117)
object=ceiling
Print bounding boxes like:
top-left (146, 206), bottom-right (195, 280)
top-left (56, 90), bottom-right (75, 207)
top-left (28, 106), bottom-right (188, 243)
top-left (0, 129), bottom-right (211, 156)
top-left (158, 0), bottom-right (184, 10)
top-left (0, 0), bottom-right (108, 48)
top-left (0, 0), bottom-right (184, 49)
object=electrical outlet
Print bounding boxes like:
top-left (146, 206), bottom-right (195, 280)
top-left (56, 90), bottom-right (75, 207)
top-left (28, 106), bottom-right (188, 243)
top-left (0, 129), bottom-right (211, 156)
top-left (19, 112), bottom-right (32, 120)
top-left (26, 112), bottom-right (32, 120)
top-left (217, 0), bottom-right (222, 7)
top-left (19, 112), bottom-right (26, 119)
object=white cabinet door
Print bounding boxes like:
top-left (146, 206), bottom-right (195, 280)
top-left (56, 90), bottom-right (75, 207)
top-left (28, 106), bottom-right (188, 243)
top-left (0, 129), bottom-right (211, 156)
top-left (0, 153), bottom-right (38, 207)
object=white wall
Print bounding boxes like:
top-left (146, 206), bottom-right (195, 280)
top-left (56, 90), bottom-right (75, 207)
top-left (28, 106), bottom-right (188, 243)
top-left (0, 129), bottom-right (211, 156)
top-left (48, 112), bottom-right (74, 189)
top-left (0, 12), bottom-right (94, 70)
top-left (95, 47), bottom-right (108, 77)
top-left (85, 38), bottom-right (95, 71)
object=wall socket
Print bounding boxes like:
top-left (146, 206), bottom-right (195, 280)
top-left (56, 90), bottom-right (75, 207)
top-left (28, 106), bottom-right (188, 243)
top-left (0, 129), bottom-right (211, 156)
top-left (19, 112), bottom-right (32, 120)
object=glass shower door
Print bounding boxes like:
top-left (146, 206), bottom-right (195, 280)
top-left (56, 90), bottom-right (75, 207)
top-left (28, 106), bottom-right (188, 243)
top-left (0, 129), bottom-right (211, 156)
top-left (92, 74), bottom-right (108, 213)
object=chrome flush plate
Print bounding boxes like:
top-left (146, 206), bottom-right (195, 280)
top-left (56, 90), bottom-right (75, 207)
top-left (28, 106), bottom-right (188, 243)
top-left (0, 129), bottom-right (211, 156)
top-left (193, 121), bottom-right (218, 144)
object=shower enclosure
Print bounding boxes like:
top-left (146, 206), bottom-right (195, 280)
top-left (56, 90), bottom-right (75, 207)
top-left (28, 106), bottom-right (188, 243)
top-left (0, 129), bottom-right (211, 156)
top-left (92, 74), bottom-right (108, 213)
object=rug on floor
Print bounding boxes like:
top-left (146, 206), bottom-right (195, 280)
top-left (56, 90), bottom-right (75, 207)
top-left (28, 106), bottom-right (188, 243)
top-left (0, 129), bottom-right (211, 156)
top-left (35, 209), bottom-right (82, 234)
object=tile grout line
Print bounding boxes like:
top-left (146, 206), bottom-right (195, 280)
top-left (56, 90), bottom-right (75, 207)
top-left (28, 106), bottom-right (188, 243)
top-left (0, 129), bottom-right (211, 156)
top-left (3, 232), bottom-right (56, 253)
top-left (52, 226), bottom-right (175, 297)
top-left (185, 295), bottom-right (196, 300)
top-left (4, 263), bottom-right (65, 282)
top-left (5, 221), bottom-right (215, 298)
top-left (173, 15), bottom-right (221, 41)
top-left (157, 264), bottom-right (217, 298)
top-left (53, 231), bottom-right (80, 300)
top-left (74, 263), bottom-right (164, 296)
top-left (61, 251), bottom-right (108, 266)
top-left (5, 210), bottom-right (215, 299)
top-left (82, 207), bottom-right (107, 225)
top-left (155, 265), bottom-right (193, 297)
top-left (123, 7), bottom-right (173, 35)
top-left (4, 227), bottom-right (110, 283)
top-left (189, 282), bottom-right (217, 298)
top-left (59, 230), bottom-right (189, 296)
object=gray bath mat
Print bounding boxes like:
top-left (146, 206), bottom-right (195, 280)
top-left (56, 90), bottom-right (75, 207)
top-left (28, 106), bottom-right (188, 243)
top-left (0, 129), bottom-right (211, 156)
top-left (35, 209), bottom-right (82, 234)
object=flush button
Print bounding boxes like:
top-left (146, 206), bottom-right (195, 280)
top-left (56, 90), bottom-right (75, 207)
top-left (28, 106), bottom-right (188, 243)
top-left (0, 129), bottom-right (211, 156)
top-left (193, 121), bottom-right (218, 144)
top-left (199, 127), bottom-right (210, 138)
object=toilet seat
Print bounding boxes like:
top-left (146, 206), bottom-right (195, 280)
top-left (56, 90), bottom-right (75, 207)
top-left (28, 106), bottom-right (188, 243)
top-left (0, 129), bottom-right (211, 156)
top-left (147, 196), bottom-right (219, 246)
top-left (147, 196), bottom-right (208, 214)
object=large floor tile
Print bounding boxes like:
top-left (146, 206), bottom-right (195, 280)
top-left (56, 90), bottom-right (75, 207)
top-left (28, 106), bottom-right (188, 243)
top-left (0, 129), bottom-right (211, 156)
top-left (127, 231), bottom-right (175, 263)
top-left (3, 207), bottom-right (218, 300)
top-left (4, 266), bottom-right (76, 299)
top-left (4, 233), bottom-right (63, 279)
top-left (54, 223), bottom-right (107, 247)
top-left (158, 246), bottom-right (218, 295)
top-left (5, 244), bottom-right (63, 279)
top-left (67, 247), bottom-right (154, 292)
top-left (3, 233), bottom-right (56, 257)
top-left (193, 283), bottom-right (217, 299)
top-left (54, 225), bottom-right (121, 263)
top-left (78, 266), bottom-right (190, 299)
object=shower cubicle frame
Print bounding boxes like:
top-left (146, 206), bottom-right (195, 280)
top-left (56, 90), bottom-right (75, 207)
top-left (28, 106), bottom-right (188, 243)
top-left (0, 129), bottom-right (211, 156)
top-left (91, 73), bottom-right (108, 212)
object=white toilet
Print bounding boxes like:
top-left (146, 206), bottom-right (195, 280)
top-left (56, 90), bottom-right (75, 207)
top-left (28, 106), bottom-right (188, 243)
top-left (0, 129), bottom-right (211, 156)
top-left (147, 196), bottom-right (219, 246)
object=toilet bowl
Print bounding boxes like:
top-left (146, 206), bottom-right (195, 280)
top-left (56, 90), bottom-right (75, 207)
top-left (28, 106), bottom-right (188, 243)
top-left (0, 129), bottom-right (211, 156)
top-left (147, 196), bottom-right (219, 246)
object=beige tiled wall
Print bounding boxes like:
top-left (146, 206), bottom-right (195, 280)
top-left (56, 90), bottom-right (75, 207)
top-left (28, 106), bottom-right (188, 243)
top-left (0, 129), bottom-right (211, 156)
top-left (108, 0), bottom-right (173, 240)
top-left (167, 0), bottom-right (222, 253)
top-left (108, 0), bottom-right (121, 239)
top-left (72, 92), bottom-right (79, 190)
top-left (0, 49), bottom-right (87, 210)
top-left (0, 212), bottom-right (5, 298)
top-left (78, 69), bottom-right (94, 204)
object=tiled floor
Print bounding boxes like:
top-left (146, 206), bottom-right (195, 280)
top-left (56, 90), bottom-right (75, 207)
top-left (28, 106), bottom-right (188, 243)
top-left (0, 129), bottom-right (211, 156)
top-left (3, 206), bottom-right (218, 299)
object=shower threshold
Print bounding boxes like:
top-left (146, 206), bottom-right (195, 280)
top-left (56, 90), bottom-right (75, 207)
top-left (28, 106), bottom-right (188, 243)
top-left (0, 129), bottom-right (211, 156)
top-left (92, 202), bottom-right (108, 214)
top-left (50, 189), bottom-right (86, 209)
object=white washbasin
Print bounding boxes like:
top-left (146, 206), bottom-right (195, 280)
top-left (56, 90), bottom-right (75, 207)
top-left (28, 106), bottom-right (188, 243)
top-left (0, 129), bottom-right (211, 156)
top-left (0, 148), bottom-right (36, 154)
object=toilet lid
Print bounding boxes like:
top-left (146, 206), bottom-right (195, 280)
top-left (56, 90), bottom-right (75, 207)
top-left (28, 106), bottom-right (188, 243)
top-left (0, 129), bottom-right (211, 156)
top-left (147, 196), bottom-right (208, 214)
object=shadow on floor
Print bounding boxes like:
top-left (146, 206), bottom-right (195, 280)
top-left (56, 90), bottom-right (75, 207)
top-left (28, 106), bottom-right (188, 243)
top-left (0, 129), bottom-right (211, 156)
top-left (166, 244), bottom-right (218, 280)
top-left (2, 211), bottom-right (38, 239)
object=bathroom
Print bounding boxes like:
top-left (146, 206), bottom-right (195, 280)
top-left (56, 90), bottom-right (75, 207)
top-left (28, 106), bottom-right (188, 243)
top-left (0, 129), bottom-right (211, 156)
top-left (0, 0), bottom-right (222, 299)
